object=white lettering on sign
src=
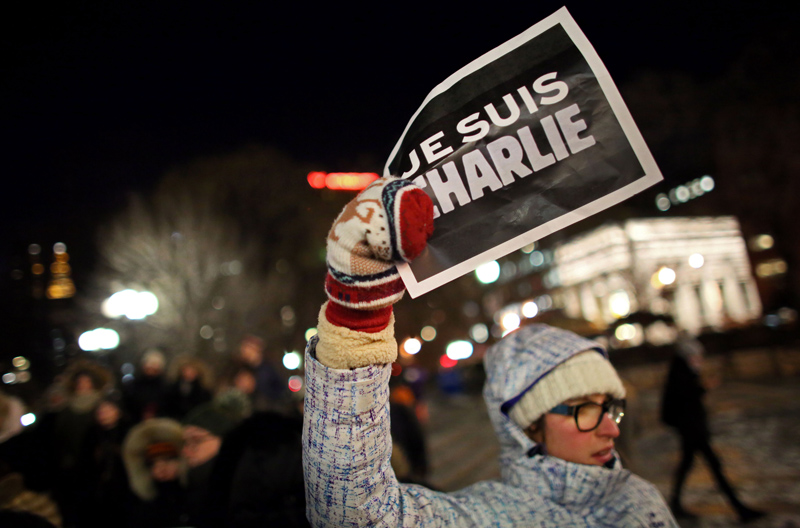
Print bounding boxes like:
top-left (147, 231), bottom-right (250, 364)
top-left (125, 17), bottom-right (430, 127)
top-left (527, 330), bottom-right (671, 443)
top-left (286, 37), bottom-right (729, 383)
top-left (415, 102), bottom-right (596, 218)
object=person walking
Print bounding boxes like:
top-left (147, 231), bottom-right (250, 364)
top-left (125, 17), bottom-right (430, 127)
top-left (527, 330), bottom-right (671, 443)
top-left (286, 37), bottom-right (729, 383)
top-left (661, 331), bottom-right (765, 523)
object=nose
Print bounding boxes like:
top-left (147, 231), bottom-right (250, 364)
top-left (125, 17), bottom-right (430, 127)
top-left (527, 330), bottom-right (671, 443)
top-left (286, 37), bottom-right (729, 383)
top-left (596, 412), bottom-right (621, 438)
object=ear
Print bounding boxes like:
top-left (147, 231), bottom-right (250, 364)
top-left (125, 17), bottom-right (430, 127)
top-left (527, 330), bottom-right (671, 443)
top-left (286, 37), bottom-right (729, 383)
top-left (525, 418), bottom-right (545, 444)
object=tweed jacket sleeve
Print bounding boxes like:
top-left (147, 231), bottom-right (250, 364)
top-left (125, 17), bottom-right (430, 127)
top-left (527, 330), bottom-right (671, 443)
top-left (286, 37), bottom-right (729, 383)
top-left (304, 334), bottom-right (484, 527)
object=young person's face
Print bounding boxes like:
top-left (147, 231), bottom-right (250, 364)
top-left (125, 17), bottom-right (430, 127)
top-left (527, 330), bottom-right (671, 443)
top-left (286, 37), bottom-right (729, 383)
top-left (95, 401), bottom-right (120, 429)
top-left (533, 393), bottom-right (620, 466)
top-left (150, 457), bottom-right (180, 481)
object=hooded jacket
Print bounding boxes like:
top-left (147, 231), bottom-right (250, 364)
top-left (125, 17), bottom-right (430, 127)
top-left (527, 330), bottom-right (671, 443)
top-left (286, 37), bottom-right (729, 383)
top-left (302, 323), bottom-right (676, 527)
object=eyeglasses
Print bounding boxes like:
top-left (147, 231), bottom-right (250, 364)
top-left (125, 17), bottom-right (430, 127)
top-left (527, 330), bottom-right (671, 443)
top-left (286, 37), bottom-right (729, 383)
top-left (548, 398), bottom-right (626, 432)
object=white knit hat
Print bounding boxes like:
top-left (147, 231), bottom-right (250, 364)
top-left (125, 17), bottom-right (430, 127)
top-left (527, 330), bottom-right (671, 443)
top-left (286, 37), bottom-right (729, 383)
top-left (508, 351), bottom-right (625, 430)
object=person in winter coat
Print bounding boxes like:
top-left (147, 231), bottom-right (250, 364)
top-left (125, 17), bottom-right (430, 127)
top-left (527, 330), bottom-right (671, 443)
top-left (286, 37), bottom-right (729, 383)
top-left (661, 332), bottom-right (764, 522)
top-left (181, 395), bottom-right (245, 527)
top-left (122, 417), bottom-right (188, 528)
top-left (204, 411), bottom-right (310, 528)
top-left (302, 177), bottom-right (677, 527)
top-left (48, 360), bottom-right (113, 527)
top-left (76, 393), bottom-right (133, 528)
top-left (163, 356), bottom-right (214, 421)
top-left (124, 349), bottom-right (168, 422)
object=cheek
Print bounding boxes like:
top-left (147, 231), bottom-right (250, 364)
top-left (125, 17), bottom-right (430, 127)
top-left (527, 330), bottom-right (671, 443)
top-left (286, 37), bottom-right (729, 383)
top-left (543, 419), bottom-right (596, 465)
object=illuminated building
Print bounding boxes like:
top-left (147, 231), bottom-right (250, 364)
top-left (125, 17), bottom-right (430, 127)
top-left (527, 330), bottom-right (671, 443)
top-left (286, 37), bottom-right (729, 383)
top-left (548, 216), bottom-right (761, 335)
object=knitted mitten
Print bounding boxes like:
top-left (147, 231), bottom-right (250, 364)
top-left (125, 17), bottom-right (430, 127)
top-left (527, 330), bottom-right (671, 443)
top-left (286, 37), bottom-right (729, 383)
top-left (317, 176), bottom-right (434, 369)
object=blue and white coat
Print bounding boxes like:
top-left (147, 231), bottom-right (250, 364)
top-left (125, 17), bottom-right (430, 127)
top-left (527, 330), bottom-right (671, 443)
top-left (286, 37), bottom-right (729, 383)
top-left (303, 324), bottom-right (677, 527)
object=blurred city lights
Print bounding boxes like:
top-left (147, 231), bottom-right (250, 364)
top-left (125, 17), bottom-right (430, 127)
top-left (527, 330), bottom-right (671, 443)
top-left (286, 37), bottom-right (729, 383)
top-left (657, 176), bottom-right (715, 211)
top-left (520, 242), bottom-right (536, 254)
top-left (445, 340), bottom-right (473, 360)
top-left (521, 301), bottom-right (539, 318)
top-left (282, 351), bottom-right (302, 370)
top-left (28, 244), bottom-right (41, 255)
top-left (288, 375), bottom-right (303, 392)
top-left (2, 373), bottom-right (16, 384)
top-left (439, 355), bottom-right (458, 368)
top-left (469, 323), bottom-right (489, 343)
top-left (403, 338), bottom-right (422, 355)
top-left (655, 194), bottom-right (671, 211)
top-left (78, 328), bottom-right (120, 351)
top-left (529, 251), bottom-right (545, 267)
top-left (12, 356), bottom-right (29, 370)
top-left (102, 289), bottom-right (159, 319)
top-left (614, 323), bottom-right (637, 341)
top-left (475, 261), bottom-right (500, 284)
top-left (21, 413), bottom-right (36, 427)
top-left (305, 327), bottom-right (318, 341)
top-left (756, 259), bottom-right (788, 278)
top-left (750, 234), bottom-right (774, 251)
top-left (501, 312), bottom-right (521, 333)
top-left (653, 267), bottom-right (676, 287)
top-left (307, 171), bottom-right (379, 190)
top-left (688, 253), bottom-right (705, 269)
top-left (608, 291), bottom-right (631, 318)
top-left (16, 371), bottom-right (31, 383)
top-left (199, 325), bottom-right (214, 339)
top-left (420, 326), bottom-right (437, 342)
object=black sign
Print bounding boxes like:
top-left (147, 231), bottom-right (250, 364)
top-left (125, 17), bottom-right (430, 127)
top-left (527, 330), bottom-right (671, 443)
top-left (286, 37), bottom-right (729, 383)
top-left (384, 8), bottom-right (661, 297)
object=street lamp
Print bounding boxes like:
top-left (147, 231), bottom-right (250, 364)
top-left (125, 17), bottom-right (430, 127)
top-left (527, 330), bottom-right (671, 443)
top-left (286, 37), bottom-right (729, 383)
top-left (102, 289), bottom-right (159, 320)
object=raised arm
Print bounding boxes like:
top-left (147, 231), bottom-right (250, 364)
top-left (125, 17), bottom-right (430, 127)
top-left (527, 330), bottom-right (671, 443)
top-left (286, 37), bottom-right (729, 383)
top-left (302, 177), bottom-right (436, 527)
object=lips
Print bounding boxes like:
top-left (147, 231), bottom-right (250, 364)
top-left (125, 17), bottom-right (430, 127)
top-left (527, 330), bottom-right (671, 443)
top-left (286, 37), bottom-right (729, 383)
top-left (592, 446), bottom-right (614, 464)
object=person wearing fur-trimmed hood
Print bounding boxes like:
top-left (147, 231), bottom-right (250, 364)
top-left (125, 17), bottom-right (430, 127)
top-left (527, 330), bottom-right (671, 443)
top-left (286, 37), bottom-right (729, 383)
top-left (122, 417), bottom-right (188, 527)
top-left (302, 177), bottom-right (677, 527)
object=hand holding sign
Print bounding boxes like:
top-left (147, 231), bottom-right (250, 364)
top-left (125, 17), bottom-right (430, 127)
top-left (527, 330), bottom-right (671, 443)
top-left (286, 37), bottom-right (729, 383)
top-left (384, 7), bottom-right (662, 297)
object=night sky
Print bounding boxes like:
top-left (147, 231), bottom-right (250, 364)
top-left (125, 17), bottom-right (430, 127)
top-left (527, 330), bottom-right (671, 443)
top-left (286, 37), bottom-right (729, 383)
top-left (3, 2), bottom-right (796, 250)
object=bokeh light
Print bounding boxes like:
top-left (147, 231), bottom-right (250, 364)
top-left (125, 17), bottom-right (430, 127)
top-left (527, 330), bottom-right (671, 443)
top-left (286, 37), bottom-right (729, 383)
top-left (470, 323), bottom-right (489, 343)
top-left (688, 253), bottom-right (705, 268)
top-left (288, 375), bottom-right (303, 392)
top-left (446, 340), bottom-right (473, 360)
top-left (282, 351), bottom-right (302, 370)
top-left (78, 328), bottom-right (120, 351)
top-left (522, 301), bottom-right (539, 318)
top-left (475, 261), bottom-right (500, 284)
top-left (403, 338), bottom-right (422, 355)
top-left (420, 326), bottom-right (436, 342)
top-left (608, 291), bottom-right (631, 318)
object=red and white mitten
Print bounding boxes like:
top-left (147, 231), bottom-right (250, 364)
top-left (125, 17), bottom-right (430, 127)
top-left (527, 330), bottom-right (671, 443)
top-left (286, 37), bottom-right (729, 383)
top-left (316, 176), bottom-right (434, 369)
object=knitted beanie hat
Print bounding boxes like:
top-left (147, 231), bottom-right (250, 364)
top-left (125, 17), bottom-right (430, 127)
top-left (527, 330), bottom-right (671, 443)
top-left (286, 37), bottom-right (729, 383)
top-left (508, 350), bottom-right (626, 430)
top-left (183, 402), bottom-right (239, 438)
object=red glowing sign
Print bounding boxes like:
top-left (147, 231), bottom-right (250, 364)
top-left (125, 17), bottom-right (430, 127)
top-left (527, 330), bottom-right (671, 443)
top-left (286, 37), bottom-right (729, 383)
top-left (307, 172), bottom-right (379, 191)
top-left (439, 355), bottom-right (458, 369)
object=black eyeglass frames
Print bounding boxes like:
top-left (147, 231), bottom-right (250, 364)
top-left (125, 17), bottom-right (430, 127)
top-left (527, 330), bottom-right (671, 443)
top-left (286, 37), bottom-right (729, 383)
top-left (548, 398), bottom-right (626, 432)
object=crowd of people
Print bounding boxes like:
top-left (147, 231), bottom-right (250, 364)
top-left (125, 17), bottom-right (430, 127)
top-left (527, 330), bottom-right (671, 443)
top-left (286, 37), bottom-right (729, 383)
top-left (0, 337), bottom-right (309, 528)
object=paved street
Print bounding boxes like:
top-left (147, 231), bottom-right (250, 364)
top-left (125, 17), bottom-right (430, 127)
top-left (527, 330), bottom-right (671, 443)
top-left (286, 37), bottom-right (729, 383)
top-left (423, 370), bottom-right (800, 527)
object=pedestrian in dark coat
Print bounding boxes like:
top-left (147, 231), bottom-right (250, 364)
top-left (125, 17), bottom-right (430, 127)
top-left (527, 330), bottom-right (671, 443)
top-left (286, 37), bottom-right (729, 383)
top-left (77, 393), bottom-right (133, 528)
top-left (661, 331), bottom-right (765, 523)
top-left (163, 356), bottom-right (214, 421)
top-left (204, 411), bottom-right (309, 527)
top-left (49, 360), bottom-right (113, 527)
top-left (124, 349), bottom-right (168, 422)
